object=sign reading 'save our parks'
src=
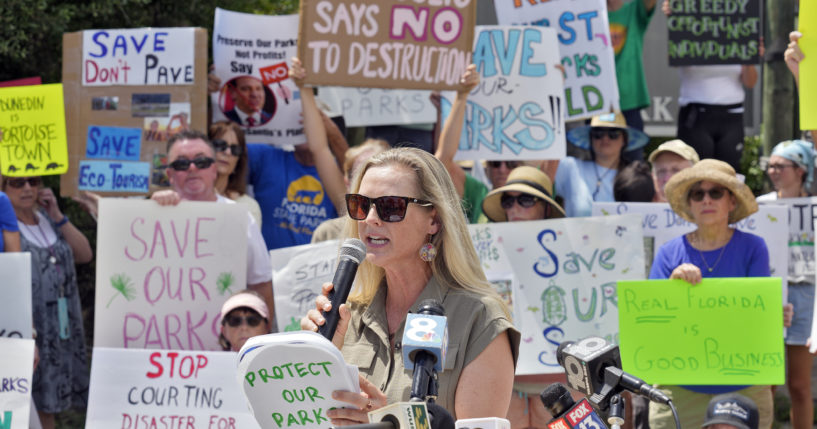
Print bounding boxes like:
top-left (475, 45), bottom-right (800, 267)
top-left (94, 199), bottom-right (248, 351)
top-left (0, 84), bottom-right (69, 176)
top-left (298, 0), bottom-right (476, 90)
top-left (0, 338), bottom-right (35, 429)
top-left (618, 278), bottom-right (785, 385)
top-left (666, 0), bottom-right (762, 66)
top-left (0, 254), bottom-right (32, 340)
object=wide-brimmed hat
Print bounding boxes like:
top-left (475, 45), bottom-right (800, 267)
top-left (648, 139), bottom-right (700, 164)
top-left (702, 394), bottom-right (759, 429)
top-left (482, 166), bottom-right (565, 221)
top-left (664, 159), bottom-right (758, 224)
top-left (770, 139), bottom-right (815, 187)
top-left (567, 112), bottom-right (649, 152)
top-left (220, 291), bottom-right (269, 324)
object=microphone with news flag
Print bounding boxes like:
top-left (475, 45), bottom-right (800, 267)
top-left (540, 383), bottom-right (609, 429)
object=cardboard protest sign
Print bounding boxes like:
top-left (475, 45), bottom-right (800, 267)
top-left (60, 28), bottom-right (208, 197)
top-left (0, 338), bottom-right (34, 429)
top-left (298, 0), bottom-right (476, 90)
top-left (237, 332), bottom-right (360, 429)
top-left (86, 348), bottom-right (260, 429)
top-left (316, 88), bottom-right (436, 127)
top-left (212, 9), bottom-right (304, 146)
top-left (94, 199), bottom-right (248, 350)
top-left (0, 78), bottom-right (41, 88)
top-left (442, 26), bottom-right (566, 160)
top-left (468, 215), bottom-right (645, 375)
top-left (270, 240), bottom-right (339, 333)
top-left (0, 254), bottom-right (32, 340)
top-left (0, 84), bottom-right (69, 176)
top-left (493, 0), bottom-right (620, 121)
top-left (666, 0), bottom-right (762, 66)
top-left (618, 278), bottom-right (784, 384)
top-left (799, 0), bottom-right (816, 130)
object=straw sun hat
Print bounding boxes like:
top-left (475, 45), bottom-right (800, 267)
top-left (664, 159), bottom-right (758, 224)
top-left (482, 166), bottom-right (566, 222)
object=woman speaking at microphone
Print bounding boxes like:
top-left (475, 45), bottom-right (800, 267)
top-left (302, 147), bottom-right (520, 426)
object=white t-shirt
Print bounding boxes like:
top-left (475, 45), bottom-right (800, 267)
top-left (17, 213), bottom-right (58, 247)
top-left (678, 65), bottom-right (745, 110)
top-left (217, 195), bottom-right (272, 285)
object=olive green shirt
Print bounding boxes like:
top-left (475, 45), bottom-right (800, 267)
top-left (342, 276), bottom-right (520, 418)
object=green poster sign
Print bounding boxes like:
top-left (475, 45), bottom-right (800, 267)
top-left (617, 278), bottom-right (784, 385)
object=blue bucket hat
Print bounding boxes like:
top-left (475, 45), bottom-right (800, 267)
top-left (771, 139), bottom-right (815, 187)
top-left (567, 112), bottom-right (650, 152)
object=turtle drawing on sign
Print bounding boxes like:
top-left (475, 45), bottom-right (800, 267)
top-left (45, 162), bottom-right (64, 170)
top-left (6, 165), bottom-right (18, 173)
top-left (25, 163), bottom-right (39, 171)
top-left (540, 280), bottom-right (567, 326)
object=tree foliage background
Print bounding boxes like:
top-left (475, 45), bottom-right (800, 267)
top-left (0, 0), bottom-right (299, 83)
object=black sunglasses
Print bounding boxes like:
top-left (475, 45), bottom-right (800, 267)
top-left (212, 139), bottom-right (243, 157)
top-left (167, 157), bottom-right (216, 171)
top-left (500, 193), bottom-right (539, 209)
top-left (590, 128), bottom-right (623, 140)
top-left (487, 160), bottom-right (521, 169)
top-left (345, 194), bottom-right (433, 222)
top-left (688, 186), bottom-right (728, 202)
top-left (225, 314), bottom-right (264, 328)
top-left (5, 177), bottom-right (42, 188)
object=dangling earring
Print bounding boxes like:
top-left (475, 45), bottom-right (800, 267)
top-left (419, 235), bottom-right (437, 262)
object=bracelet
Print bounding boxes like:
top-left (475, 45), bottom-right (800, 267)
top-left (55, 216), bottom-right (69, 227)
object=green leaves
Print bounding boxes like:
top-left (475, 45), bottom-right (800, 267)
top-left (107, 273), bottom-right (136, 308)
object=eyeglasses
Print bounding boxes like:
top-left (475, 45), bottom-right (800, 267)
top-left (590, 128), bottom-right (624, 140)
top-left (487, 160), bottom-right (521, 169)
top-left (212, 139), bottom-right (243, 157)
top-left (225, 314), bottom-right (264, 328)
top-left (688, 186), bottom-right (728, 202)
top-left (767, 163), bottom-right (796, 172)
top-left (167, 157), bottom-right (216, 171)
top-left (5, 177), bottom-right (42, 188)
top-left (345, 194), bottom-right (433, 222)
top-left (500, 193), bottom-right (540, 209)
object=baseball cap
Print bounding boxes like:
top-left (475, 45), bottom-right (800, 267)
top-left (702, 393), bottom-right (759, 429)
top-left (648, 139), bottom-right (700, 164)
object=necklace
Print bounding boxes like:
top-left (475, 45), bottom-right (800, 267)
top-left (690, 232), bottom-right (728, 273)
top-left (592, 162), bottom-right (615, 201)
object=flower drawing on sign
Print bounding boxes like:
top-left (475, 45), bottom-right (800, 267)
top-left (541, 280), bottom-right (567, 326)
top-left (108, 273), bottom-right (137, 308)
top-left (216, 272), bottom-right (235, 295)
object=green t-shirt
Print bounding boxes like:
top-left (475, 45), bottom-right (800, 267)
top-left (608, 0), bottom-right (655, 111)
top-left (463, 174), bottom-right (489, 224)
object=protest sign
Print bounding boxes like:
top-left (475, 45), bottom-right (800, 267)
top-left (468, 215), bottom-right (645, 375)
top-left (86, 347), bottom-right (260, 429)
top-left (0, 84), bottom-right (69, 177)
top-left (298, 0), bottom-right (476, 91)
top-left (212, 9), bottom-right (304, 146)
top-left (82, 28), bottom-right (195, 86)
top-left (61, 28), bottom-right (208, 197)
top-left (0, 78), bottom-right (42, 88)
top-left (593, 202), bottom-right (788, 282)
top-left (800, 0), bottom-right (815, 130)
top-left (618, 278), bottom-right (784, 384)
top-left (0, 338), bottom-right (34, 429)
top-left (494, 0), bottom-right (620, 121)
top-left (666, 0), bottom-right (762, 66)
top-left (270, 240), bottom-right (339, 332)
top-left (316, 88), bottom-right (436, 127)
top-left (441, 26), bottom-right (566, 160)
top-left (237, 332), bottom-right (359, 429)
top-left (94, 199), bottom-right (248, 350)
top-left (0, 254), bottom-right (32, 340)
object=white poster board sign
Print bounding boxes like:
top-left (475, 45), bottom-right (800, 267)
top-left (0, 253), bottom-right (32, 339)
top-left (82, 28), bottom-right (195, 86)
top-left (0, 338), bottom-right (35, 429)
top-left (270, 240), bottom-right (340, 332)
top-left (469, 215), bottom-right (644, 375)
top-left (316, 88), bottom-right (436, 127)
top-left (211, 9), bottom-right (303, 146)
top-left (85, 348), bottom-right (260, 428)
top-left (494, 0), bottom-right (620, 121)
top-left (94, 199), bottom-right (248, 350)
top-left (444, 26), bottom-right (566, 161)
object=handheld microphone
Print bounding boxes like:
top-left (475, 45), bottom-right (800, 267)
top-left (318, 238), bottom-right (366, 340)
top-left (556, 337), bottom-right (670, 410)
top-left (541, 383), bottom-right (608, 429)
top-left (455, 417), bottom-right (511, 429)
top-left (402, 300), bottom-right (448, 402)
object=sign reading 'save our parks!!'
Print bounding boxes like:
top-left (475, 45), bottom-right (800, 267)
top-left (0, 84), bottom-right (69, 177)
top-left (298, 0), bottom-right (477, 90)
top-left (0, 338), bottom-right (35, 429)
top-left (618, 278), bottom-right (785, 385)
top-left (666, 0), bottom-right (762, 66)
top-left (82, 28), bottom-right (195, 86)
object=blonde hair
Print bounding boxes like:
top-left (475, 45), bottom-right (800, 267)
top-left (343, 138), bottom-right (391, 181)
top-left (345, 148), bottom-right (509, 318)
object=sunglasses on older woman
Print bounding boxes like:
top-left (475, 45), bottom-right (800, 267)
top-left (688, 186), bottom-right (728, 202)
top-left (212, 139), bottom-right (243, 157)
top-left (5, 177), bottom-right (42, 188)
top-left (345, 194), bottom-right (433, 222)
top-left (500, 193), bottom-right (539, 209)
top-left (225, 314), bottom-right (264, 327)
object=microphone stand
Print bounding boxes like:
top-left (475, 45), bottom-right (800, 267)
top-left (607, 394), bottom-right (625, 429)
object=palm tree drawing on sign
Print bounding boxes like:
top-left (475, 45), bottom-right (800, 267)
top-left (216, 272), bottom-right (235, 295)
top-left (107, 273), bottom-right (137, 308)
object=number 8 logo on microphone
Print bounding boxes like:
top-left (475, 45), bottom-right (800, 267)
top-left (406, 317), bottom-right (437, 342)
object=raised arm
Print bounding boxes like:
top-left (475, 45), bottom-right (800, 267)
top-left (785, 31), bottom-right (804, 88)
top-left (290, 57), bottom-right (346, 214)
top-left (435, 64), bottom-right (479, 197)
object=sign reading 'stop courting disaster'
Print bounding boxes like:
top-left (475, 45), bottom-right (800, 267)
top-left (298, 0), bottom-right (477, 90)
